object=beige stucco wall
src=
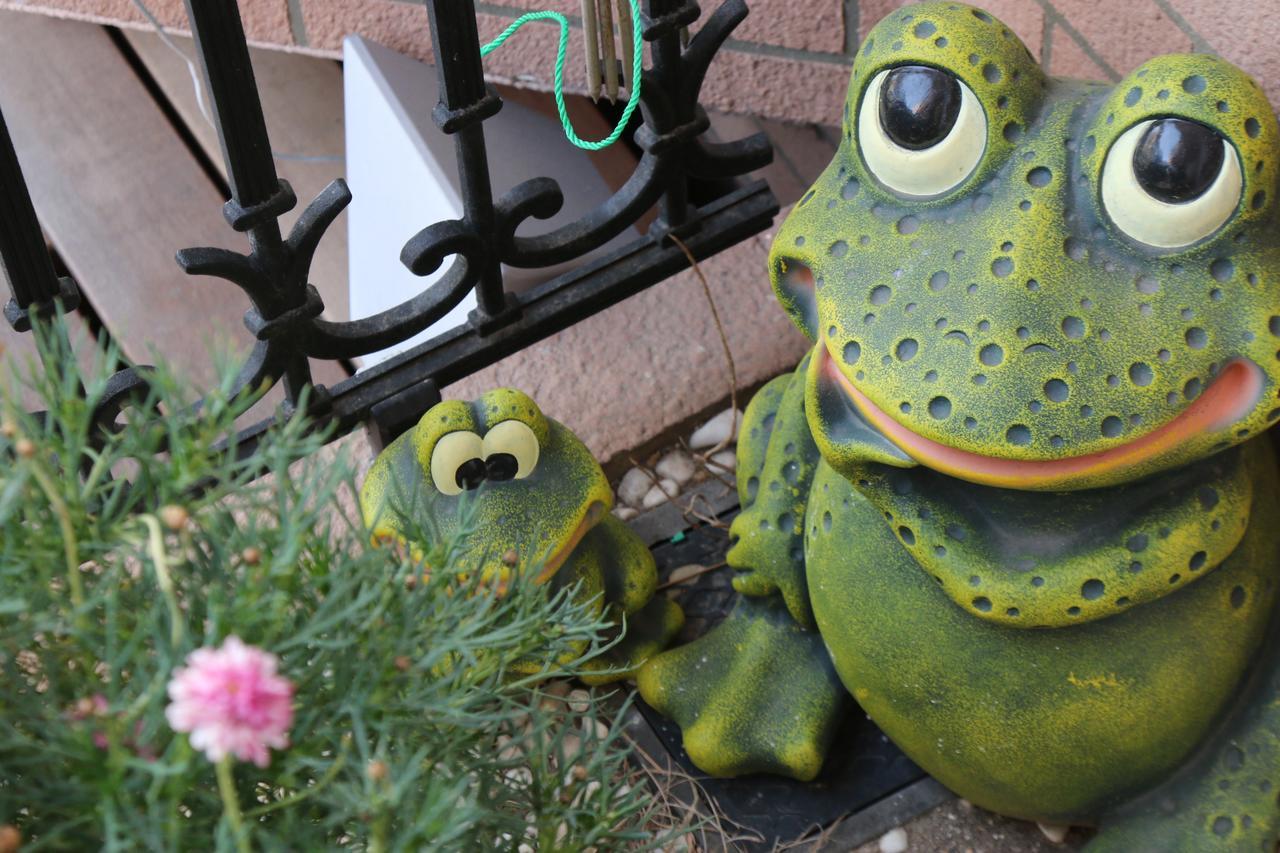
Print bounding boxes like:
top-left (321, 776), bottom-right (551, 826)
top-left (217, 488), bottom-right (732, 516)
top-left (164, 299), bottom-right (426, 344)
top-left (1, 0), bottom-right (1277, 126)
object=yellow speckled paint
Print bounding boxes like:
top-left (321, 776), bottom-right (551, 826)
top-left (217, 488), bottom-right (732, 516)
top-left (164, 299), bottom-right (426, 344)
top-left (771, 2), bottom-right (1280, 491)
top-left (639, 2), bottom-right (1280, 844)
top-left (806, 447), bottom-right (1280, 822)
top-left (360, 390), bottom-right (681, 685)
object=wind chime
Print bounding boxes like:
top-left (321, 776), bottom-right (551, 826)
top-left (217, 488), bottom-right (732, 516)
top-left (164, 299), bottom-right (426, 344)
top-left (579, 0), bottom-right (640, 102)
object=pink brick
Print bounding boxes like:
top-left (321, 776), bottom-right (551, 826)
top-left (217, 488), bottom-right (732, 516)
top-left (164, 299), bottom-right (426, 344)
top-left (1046, 20), bottom-right (1110, 82)
top-left (694, 0), bottom-right (846, 55)
top-left (301, 0), bottom-right (433, 57)
top-left (499, 0), bottom-right (846, 55)
top-left (700, 50), bottom-right (851, 126)
top-left (1050, 0), bottom-right (1190, 78)
top-left (0, 0), bottom-right (291, 44)
top-left (1164, 0), bottom-right (1280, 112)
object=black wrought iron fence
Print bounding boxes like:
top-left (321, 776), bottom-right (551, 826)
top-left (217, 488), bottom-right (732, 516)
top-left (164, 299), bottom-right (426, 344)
top-left (0, 0), bottom-right (777, 455)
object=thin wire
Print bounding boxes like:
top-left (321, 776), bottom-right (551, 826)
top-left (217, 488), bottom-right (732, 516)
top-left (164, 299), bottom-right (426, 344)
top-left (129, 0), bottom-right (343, 165)
top-left (479, 0), bottom-right (643, 151)
top-left (129, 0), bottom-right (214, 127)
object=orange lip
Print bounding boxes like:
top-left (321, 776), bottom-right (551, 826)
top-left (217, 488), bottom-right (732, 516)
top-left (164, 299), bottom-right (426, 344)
top-left (819, 341), bottom-right (1263, 490)
top-left (533, 500), bottom-right (606, 584)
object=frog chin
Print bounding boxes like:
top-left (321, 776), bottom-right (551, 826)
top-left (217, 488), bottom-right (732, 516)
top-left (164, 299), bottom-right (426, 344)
top-left (817, 341), bottom-right (1264, 491)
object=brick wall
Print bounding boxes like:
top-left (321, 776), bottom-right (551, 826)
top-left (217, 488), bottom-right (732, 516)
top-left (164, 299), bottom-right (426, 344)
top-left (2, 0), bottom-right (1275, 127)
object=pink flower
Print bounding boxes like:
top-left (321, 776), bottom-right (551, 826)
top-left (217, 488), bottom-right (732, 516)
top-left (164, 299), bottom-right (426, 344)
top-left (165, 636), bottom-right (294, 767)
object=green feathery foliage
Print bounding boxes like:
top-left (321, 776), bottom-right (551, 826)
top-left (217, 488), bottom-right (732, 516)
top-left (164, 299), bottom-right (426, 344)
top-left (0, 321), bottom-right (669, 851)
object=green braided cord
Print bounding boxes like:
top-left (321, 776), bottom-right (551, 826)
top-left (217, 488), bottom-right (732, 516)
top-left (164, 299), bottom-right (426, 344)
top-left (479, 1), bottom-right (643, 151)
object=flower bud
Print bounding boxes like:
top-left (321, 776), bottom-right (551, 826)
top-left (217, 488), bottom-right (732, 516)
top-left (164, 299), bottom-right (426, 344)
top-left (159, 505), bottom-right (188, 531)
top-left (13, 438), bottom-right (34, 459)
top-left (240, 547), bottom-right (262, 566)
top-left (366, 759), bottom-right (389, 782)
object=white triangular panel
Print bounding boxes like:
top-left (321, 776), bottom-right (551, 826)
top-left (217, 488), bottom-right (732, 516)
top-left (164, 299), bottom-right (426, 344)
top-left (343, 35), bottom-right (637, 367)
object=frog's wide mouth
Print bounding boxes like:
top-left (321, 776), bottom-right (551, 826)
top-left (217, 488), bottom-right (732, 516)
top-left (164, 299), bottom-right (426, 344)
top-left (818, 341), bottom-right (1263, 490)
top-left (533, 499), bottom-right (608, 584)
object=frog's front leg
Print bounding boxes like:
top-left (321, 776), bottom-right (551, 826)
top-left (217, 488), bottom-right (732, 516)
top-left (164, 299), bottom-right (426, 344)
top-left (637, 359), bottom-right (848, 780)
top-left (729, 357), bottom-right (822, 628)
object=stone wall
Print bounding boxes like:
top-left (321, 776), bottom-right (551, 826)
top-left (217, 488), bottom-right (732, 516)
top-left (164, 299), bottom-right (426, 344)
top-left (1, 0), bottom-right (1276, 126)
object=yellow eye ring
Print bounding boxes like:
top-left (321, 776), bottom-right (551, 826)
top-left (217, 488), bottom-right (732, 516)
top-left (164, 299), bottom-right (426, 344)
top-left (430, 431), bottom-right (485, 496)
top-left (858, 68), bottom-right (987, 198)
top-left (1101, 119), bottom-right (1241, 249)
top-left (482, 420), bottom-right (540, 481)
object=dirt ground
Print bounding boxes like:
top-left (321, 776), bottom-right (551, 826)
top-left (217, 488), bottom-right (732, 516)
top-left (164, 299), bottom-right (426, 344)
top-left (847, 799), bottom-right (1093, 853)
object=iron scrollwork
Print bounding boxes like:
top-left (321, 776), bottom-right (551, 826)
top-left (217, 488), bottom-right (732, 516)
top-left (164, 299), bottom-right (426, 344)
top-left (0, 0), bottom-right (778, 458)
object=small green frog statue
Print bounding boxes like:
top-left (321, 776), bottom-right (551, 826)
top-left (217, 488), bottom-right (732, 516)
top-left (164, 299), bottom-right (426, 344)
top-left (637, 3), bottom-right (1280, 848)
top-left (359, 388), bottom-right (683, 684)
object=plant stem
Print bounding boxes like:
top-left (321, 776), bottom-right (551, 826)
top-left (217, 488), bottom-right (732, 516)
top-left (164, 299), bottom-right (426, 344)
top-left (27, 458), bottom-right (85, 614)
top-left (215, 757), bottom-right (251, 853)
top-left (243, 739), bottom-right (349, 817)
top-left (142, 514), bottom-right (185, 649)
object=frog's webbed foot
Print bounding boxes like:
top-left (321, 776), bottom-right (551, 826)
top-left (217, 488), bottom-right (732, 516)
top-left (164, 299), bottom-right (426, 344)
top-left (1087, 622), bottom-right (1280, 852)
top-left (636, 595), bottom-right (847, 780)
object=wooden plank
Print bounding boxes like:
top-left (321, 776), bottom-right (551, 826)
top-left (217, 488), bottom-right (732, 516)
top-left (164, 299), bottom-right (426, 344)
top-left (122, 29), bottom-right (351, 321)
top-left (0, 310), bottom-right (101, 412)
top-left (0, 11), bottom-right (344, 398)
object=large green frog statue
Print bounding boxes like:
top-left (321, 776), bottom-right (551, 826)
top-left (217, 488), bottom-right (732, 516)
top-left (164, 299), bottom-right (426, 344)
top-left (637, 3), bottom-right (1280, 848)
top-left (359, 388), bottom-right (683, 684)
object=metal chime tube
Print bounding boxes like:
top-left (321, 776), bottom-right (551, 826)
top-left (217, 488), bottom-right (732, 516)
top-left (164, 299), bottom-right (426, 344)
top-left (182, 0), bottom-right (281, 215)
top-left (0, 103), bottom-right (62, 322)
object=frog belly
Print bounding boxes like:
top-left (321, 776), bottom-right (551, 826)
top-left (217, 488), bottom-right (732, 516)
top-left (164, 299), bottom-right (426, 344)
top-left (806, 461), bottom-right (1280, 823)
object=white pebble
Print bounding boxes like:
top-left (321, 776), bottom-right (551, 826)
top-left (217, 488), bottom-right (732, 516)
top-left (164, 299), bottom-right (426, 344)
top-left (567, 689), bottom-right (591, 714)
top-left (690, 407), bottom-right (742, 449)
top-left (1037, 822), bottom-right (1070, 843)
top-left (655, 450), bottom-right (697, 485)
top-left (613, 506), bottom-right (638, 521)
top-left (641, 479), bottom-right (678, 509)
top-left (617, 467), bottom-right (652, 508)
top-left (878, 827), bottom-right (908, 853)
top-left (707, 449), bottom-right (736, 475)
top-left (666, 564), bottom-right (705, 586)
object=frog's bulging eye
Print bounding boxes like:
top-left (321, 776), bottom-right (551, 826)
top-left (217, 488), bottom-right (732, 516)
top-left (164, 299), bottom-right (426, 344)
top-left (1101, 118), bottom-right (1241, 249)
top-left (482, 420), bottom-right (540, 481)
top-left (879, 66), bottom-right (962, 150)
top-left (430, 431), bottom-right (486, 495)
top-left (859, 66), bottom-right (987, 197)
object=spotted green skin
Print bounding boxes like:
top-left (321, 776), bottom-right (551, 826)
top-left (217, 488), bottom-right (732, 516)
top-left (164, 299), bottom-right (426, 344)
top-left (639, 3), bottom-right (1280, 846)
top-left (360, 389), bottom-right (682, 683)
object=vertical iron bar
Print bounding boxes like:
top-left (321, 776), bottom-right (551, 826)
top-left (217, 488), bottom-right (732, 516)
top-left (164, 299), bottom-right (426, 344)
top-left (645, 0), bottom-right (691, 234)
top-left (424, 0), bottom-right (508, 320)
top-left (182, 0), bottom-right (280, 212)
top-left (182, 0), bottom-right (316, 404)
top-left (0, 102), bottom-right (62, 326)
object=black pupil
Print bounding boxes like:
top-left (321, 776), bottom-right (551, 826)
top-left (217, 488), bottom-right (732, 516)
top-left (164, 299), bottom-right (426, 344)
top-left (485, 453), bottom-right (519, 482)
top-left (879, 65), bottom-right (962, 151)
top-left (455, 457), bottom-right (486, 491)
top-left (1132, 118), bottom-right (1225, 204)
